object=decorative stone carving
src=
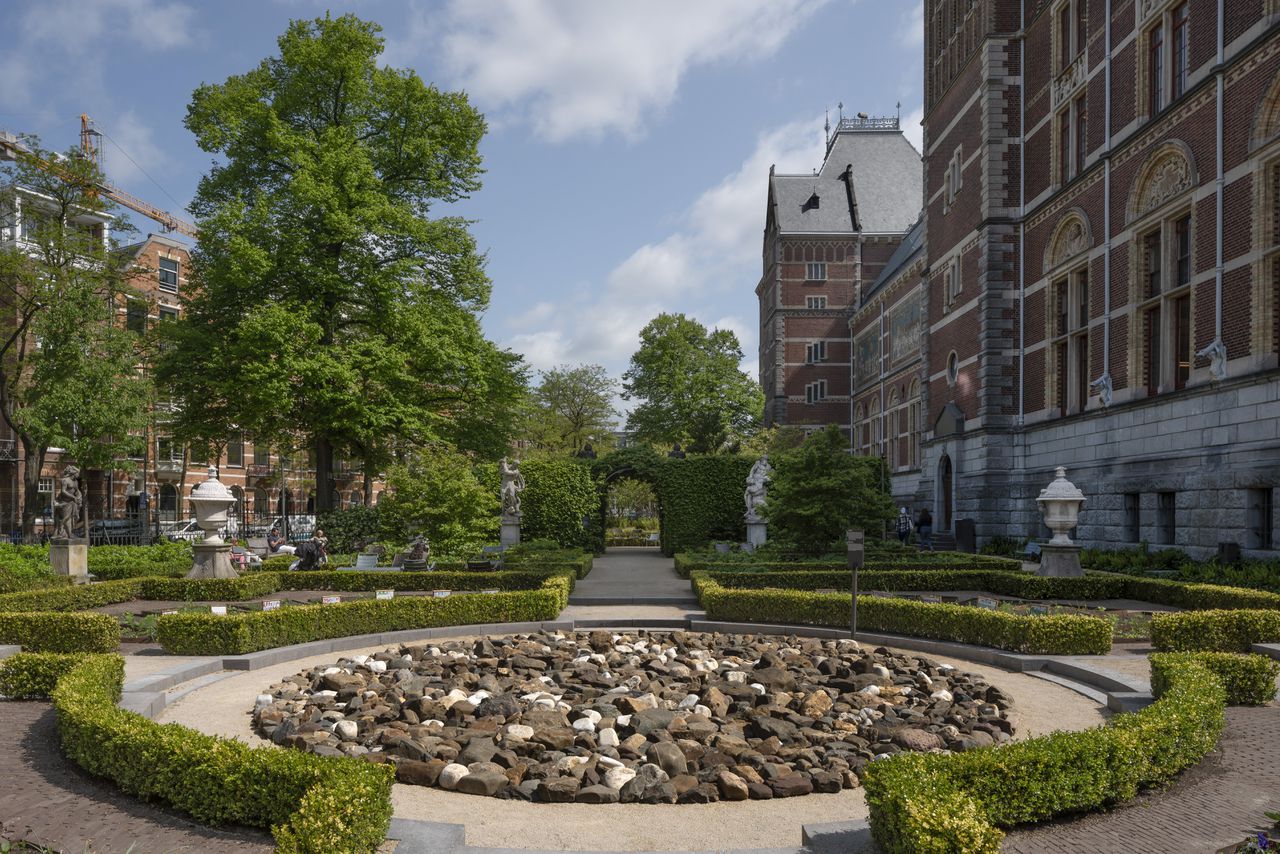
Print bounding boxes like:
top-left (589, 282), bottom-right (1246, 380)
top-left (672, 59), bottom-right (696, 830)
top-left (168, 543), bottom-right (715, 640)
top-left (1135, 153), bottom-right (1192, 218)
top-left (1051, 53), bottom-right (1086, 110)
top-left (1089, 372), bottom-right (1113, 407)
top-left (52, 465), bottom-right (84, 540)
top-left (743, 456), bottom-right (772, 524)
top-left (1196, 338), bottom-right (1228, 381)
top-left (499, 457), bottom-right (524, 522)
top-left (1048, 216), bottom-right (1090, 270)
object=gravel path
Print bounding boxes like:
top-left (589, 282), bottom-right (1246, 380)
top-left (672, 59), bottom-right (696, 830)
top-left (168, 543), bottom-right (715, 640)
top-left (0, 701), bottom-right (273, 854)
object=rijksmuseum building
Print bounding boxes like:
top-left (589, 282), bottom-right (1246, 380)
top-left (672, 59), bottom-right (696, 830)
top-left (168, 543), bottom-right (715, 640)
top-left (758, 0), bottom-right (1280, 556)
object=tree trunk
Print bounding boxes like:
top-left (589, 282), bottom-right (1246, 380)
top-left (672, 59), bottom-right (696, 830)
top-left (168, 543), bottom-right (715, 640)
top-left (20, 440), bottom-right (44, 543)
top-left (315, 435), bottom-right (334, 515)
top-left (363, 465), bottom-right (373, 506)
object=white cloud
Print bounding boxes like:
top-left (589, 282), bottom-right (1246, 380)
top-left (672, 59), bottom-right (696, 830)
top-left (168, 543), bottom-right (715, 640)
top-left (21, 0), bottom-right (195, 52)
top-left (419, 0), bottom-right (828, 142)
top-left (902, 105), bottom-right (924, 154)
top-left (507, 301), bottom-right (557, 329)
top-left (100, 110), bottom-right (174, 188)
top-left (899, 1), bottom-right (924, 48)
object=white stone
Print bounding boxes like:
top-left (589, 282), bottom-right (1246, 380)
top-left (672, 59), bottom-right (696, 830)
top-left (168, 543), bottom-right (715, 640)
top-left (534, 697), bottom-right (556, 709)
top-left (466, 691), bottom-right (491, 705)
top-left (726, 671), bottom-right (748, 683)
top-left (694, 704), bottom-right (712, 718)
top-left (351, 655), bottom-right (369, 666)
top-left (572, 717), bottom-right (596, 733)
top-left (314, 690), bottom-right (338, 701)
top-left (322, 667), bottom-right (342, 676)
top-left (598, 727), bottom-right (620, 747)
top-left (368, 660), bottom-right (387, 673)
top-left (872, 664), bottom-right (892, 680)
top-left (335, 720), bottom-right (358, 740)
top-left (604, 766), bottom-right (637, 790)
top-left (581, 709), bottom-right (602, 724)
top-left (505, 724), bottom-right (535, 740)
top-left (860, 685), bottom-right (882, 696)
top-left (931, 690), bottom-right (954, 702)
top-left (615, 714), bottom-right (632, 727)
top-left (596, 754), bottom-right (624, 768)
top-left (556, 755), bottom-right (589, 773)
top-left (254, 693), bottom-right (274, 711)
top-left (678, 694), bottom-right (700, 710)
top-left (439, 763), bottom-right (469, 789)
top-left (750, 683), bottom-right (767, 695)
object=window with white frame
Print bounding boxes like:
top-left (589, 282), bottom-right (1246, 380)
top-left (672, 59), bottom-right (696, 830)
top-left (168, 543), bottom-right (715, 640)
top-left (805, 261), bottom-right (827, 281)
top-left (158, 256), bottom-right (179, 292)
top-left (1145, 2), bottom-right (1189, 117)
top-left (944, 146), bottom-right (963, 209)
top-left (1049, 266), bottom-right (1090, 415)
top-left (1138, 211), bottom-right (1193, 395)
top-left (804, 340), bottom-right (828, 364)
top-left (805, 380), bottom-right (827, 404)
top-left (945, 262), bottom-right (962, 308)
top-left (806, 295), bottom-right (827, 309)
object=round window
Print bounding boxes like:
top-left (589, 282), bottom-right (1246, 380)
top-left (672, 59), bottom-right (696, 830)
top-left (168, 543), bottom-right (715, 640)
top-left (946, 352), bottom-right (959, 386)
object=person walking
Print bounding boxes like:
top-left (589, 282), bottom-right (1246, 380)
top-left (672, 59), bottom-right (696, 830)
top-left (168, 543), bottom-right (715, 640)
top-left (916, 508), bottom-right (933, 550)
top-left (895, 507), bottom-right (913, 545)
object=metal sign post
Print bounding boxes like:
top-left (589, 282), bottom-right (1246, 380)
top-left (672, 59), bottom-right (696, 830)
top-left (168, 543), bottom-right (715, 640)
top-left (846, 529), bottom-right (864, 639)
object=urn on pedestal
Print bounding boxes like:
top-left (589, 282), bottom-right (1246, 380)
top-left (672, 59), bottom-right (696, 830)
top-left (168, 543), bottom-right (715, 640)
top-left (1035, 466), bottom-right (1086, 577)
top-left (187, 467), bottom-right (240, 579)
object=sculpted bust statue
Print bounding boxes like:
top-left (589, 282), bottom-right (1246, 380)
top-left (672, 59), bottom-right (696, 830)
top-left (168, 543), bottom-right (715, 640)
top-left (52, 464), bottom-right (84, 540)
top-left (500, 457), bottom-right (525, 520)
top-left (744, 456), bottom-right (772, 524)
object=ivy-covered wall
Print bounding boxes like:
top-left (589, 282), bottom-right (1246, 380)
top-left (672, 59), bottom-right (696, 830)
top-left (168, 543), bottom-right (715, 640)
top-left (518, 458), bottom-right (597, 550)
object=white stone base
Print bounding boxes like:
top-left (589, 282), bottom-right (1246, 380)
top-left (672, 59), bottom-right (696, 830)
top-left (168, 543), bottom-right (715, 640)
top-left (188, 542), bottom-right (240, 579)
top-left (1037, 543), bottom-right (1083, 577)
top-left (500, 521), bottom-right (521, 547)
top-left (50, 538), bottom-right (89, 583)
top-left (746, 522), bottom-right (767, 549)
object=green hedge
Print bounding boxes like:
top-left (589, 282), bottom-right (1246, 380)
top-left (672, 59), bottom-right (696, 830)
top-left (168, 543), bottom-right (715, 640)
top-left (863, 658), bottom-right (1226, 853)
top-left (502, 550), bottom-right (593, 579)
top-left (517, 459), bottom-right (597, 550)
top-left (87, 543), bottom-right (193, 579)
top-left (0, 651), bottom-right (90, 698)
top-left (50, 654), bottom-right (392, 852)
top-left (1150, 651), bottom-right (1279, 705)
top-left (693, 576), bottom-right (1111, 655)
top-left (0, 578), bottom-right (144, 612)
top-left (157, 574), bottom-right (571, 655)
top-left (673, 552), bottom-right (1023, 578)
top-left (1150, 609), bottom-right (1280, 652)
top-left (0, 611), bottom-right (121, 652)
top-left (277, 569), bottom-right (574, 592)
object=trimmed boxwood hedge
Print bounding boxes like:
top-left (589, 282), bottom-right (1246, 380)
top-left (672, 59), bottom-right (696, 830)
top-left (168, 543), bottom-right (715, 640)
top-left (1150, 609), bottom-right (1280, 652)
top-left (674, 552), bottom-right (1023, 578)
top-left (0, 611), bottom-right (121, 652)
top-left (156, 574), bottom-right (572, 655)
top-left (50, 653), bottom-right (392, 852)
top-left (862, 658), bottom-right (1226, 853)
top-left (693, 576), bottom-right (1112, 655)
top-left (0, 651), bottom-right (90, 698)
top-left (1150, 651), bottom-right (1279, 705)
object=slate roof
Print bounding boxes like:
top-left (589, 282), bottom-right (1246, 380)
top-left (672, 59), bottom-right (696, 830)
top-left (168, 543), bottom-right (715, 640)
top-left (865, 214), bottom-right (925, 299)
top-left (769, 128), bottom-right (922, 236)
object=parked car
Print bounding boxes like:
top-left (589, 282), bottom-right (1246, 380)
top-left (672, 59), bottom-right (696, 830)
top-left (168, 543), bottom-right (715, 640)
top-left (245, 515), bottom-right (316, 540)
top-left (88, 518), bottom-right (149, 546)
top-left (164, 519), bottom-right (205, 542)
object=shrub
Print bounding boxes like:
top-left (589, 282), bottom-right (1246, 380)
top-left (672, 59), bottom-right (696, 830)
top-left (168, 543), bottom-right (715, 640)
top-left (137, 574), bottom-right (283, 602)
top-left (0, 578), bottom-right (143, 612)
top-left (50, 654), bottom-right (393, 852)
top-left (0, 651), bottom-right (89, 697)
top-left (863, 658), bottom-right (1225, 853)
top-left (674, 552), bottom-right (1023, 578)
top-left (1150, 652), bottom-right (1279, 705)
top-left (517, 458), bottom-right (597, 550)
top-left (377, 448), bottom-right (498, 555)
top-left (87, 542), bottom-right (192, 579)
top-left (157, 574), bottom-right (571, 655)
top-left (259, 554), bottom-right (296, 573)
top-left (277, 569), bottom-right (571, 593)
top-left (0, 611), bottom-right (120, 652)
top-left (693, 576), bottom-right (1112, 655)
top-left (316, 506), bottom-right (380, 554)
top-left (1150, 609), bottom-right (1280, 652)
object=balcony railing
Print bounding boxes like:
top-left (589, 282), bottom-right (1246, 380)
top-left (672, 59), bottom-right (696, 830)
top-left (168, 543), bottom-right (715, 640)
top-left (155, 459), bottom-right (183, 481)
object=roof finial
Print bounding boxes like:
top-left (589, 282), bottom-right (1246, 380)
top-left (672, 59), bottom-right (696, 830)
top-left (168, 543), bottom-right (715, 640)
top-left (824, 108), bottom-right (830, 139)
top-left (838, 101), bottom-right (844, 122)
top-left (896, 101), bottom-right (901, 122)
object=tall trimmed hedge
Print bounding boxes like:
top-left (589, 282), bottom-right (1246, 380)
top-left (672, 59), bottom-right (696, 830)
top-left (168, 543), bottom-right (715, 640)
top-left (518, 458), bottom-right (597, 550)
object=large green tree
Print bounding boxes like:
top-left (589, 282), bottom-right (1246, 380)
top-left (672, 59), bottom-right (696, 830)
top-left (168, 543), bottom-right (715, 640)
top-left (159, 13), bottom-right (524, 513)
top-left (523, 363), bottom-right (616, 453)
top-left (762, 426), bottom-right (895, 555)
top-left (376, 444), bottom-right (497, 555)
top-left (622, 313), bottom-right (762, 453)
top-left (0, 144), bottom-right (152, 538)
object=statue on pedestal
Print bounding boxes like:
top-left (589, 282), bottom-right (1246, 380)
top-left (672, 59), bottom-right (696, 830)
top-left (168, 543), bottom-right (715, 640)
top-left (744, 456), bottom-right (772, 524)
top-left (52, 465), bottom-right (84, 540)
top-left (499, 457), bottom-right (525, 521)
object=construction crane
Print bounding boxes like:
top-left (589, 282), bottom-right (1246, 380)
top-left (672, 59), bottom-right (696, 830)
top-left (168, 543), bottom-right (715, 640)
top-left (0, 116), bottom-right (198, 239)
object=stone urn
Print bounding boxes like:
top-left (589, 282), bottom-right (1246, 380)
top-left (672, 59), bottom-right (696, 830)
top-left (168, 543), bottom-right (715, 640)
top-left (187, 467), bottom-right (240, 579)
top-left (1035, 466), bottom-right (1085, 577)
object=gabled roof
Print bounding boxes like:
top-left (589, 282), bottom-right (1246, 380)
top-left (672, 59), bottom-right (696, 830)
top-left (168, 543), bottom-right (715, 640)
top-left (768, 126), bottom-right (922, 236)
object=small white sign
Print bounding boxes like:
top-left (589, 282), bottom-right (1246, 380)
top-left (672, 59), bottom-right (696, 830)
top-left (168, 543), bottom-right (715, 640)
top-left (210, 605), bottom-right (228, 616)
top-left (480, 588), bottom-right (499, 595)
top-left (432, 590), bottom-right (451, 598)
top-left (814, 588), bottom-right (837, 595)
top-left (162, 609), bottom-right (178, 616)
top-left (322, 595), bottom-right (341, 605)
top-left (375, 589), bottom-right (394, 600)
top-left (920, 594), bottom-right (943, 605)
top-left (262, 600), bottom-right (281, 612)
top-left (977, 597), bottom-right (999, 610)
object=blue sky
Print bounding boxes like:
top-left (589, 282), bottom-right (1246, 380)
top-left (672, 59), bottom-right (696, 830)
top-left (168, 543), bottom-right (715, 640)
top-left (0, 0), bottom-right (923, 388)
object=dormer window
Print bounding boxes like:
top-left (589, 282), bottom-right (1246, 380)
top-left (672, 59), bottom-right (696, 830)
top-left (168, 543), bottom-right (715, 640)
top-left (801, 192), bottom-right (820, 212)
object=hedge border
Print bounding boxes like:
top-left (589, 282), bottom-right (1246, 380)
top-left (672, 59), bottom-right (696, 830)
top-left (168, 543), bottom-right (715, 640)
top-left (1150, 651), bottom-right (1279, 705)
top-left (0, 611), bottom-right (121, 652)
top-left (862, 659), bottom-right (1226, 853)
top-left (692, 575), bottom-right (1112, 655)
top-left (1151, 609), bottom-right (1280, 652)
top-left (674, 552), bottom-right (1024, 578)
top-left (48, 653), bottom-right (392, 852)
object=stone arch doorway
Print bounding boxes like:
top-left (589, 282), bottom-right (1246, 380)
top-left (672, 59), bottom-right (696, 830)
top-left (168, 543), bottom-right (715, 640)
top-left (937, 454), bottom-right (954, 532)
top-left (597, 466), bottom-right (664, 550)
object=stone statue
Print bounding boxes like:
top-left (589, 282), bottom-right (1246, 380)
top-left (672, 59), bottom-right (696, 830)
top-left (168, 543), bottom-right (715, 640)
top-left (499, 457), bottom-right (525, 520)
top-left (575, 443), bottom-right (597, 460)
top-left (668, 443), bottom-right (686, 459)
top-left (52, 465), bottom-right (84, 540)
top-left (1089, 372), bottom-right (1113, 407)
top-left (744, 456), bottom-right (772, 524)
top-left (1197, 339), bottom-right (1228, 381)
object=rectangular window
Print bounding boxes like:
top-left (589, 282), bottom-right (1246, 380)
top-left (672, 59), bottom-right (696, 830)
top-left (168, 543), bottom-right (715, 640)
top-left (253, 445), bottom-right (269, 467)
top-left (805, 262), bottom-right (827, 281)
top-left (1157, 491), bottom-right (1176, 544)
top-left (1056, 341), bottom-right (1069, 412)
top-left (805, 341), bottom-right (828, 363)
top-left (1055, 279), bottom-right (1069, 336)
top-left (1248, 488), bottom-right (1275, 550)
top-left (158, 257), bottom-right (179, 292)
top-left (1123, 492), bottom-right (1141, 542)
top-left (1075, 333), bottom-right (1089, 412)
top-left (1144, 230), bottom-right (1162, 298)
top-left (126, 299), bottom-right (147, 334)
top-left (1174, 294), bottom-right (1191, 390)
top-left (948, 264), bottom-right (962, 302)
top-left (805, 381), bottom-right (828, 405)
top-left (1149, 24), bottom-right (1165, 114)
top-left (1077, 269), bottom-right (1090, 328)
top-left (805, 295), bottom-right (827, 309)
top-left (226, 434), bottom-right (244, 467)
top-left (1174, 215), bottom-right (1191, 287)
top-left (1075, 95), bottom-right (1087, 174)
top-left (1146, 306), bottom-right (1162, 394)
top-left (1076, 0), bottom-right (1088, 58)
top-left (158, 306), bottom-right (178, 323)
top-left (1172, 3), bottom-right (1189, 99)
top-left (1059, 3), bottom-right (1072, 69)
top-left (38, 477), bottom-right (54, 495)
top-left (1059, 112), bottom-right (1072, 183)
top-left (157, 438), bottom-right (177, 461)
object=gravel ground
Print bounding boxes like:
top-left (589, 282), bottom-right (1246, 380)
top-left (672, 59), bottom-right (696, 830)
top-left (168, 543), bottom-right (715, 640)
top-left (155, 634), bottom-right (1109, 851)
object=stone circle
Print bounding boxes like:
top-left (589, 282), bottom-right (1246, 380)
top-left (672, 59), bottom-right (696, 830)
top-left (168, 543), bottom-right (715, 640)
top-left (253, 631), bottom-right (1014, 803)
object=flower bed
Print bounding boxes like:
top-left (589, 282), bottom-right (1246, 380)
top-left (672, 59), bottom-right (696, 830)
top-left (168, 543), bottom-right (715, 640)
top-left (862, 658), bottom-right (1226, 853)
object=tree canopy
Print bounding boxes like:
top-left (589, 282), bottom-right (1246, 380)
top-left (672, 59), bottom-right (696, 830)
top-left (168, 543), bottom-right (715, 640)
top-left (622, 313), bottom-right (762, 454)
top-left (522, 363), bottom-right (617, 453)
top-left (158, 13), bottom-right (525, 513)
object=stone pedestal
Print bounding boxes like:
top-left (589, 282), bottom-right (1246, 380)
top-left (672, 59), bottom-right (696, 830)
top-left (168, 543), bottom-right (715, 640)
top-left (500, 520), bottom-right (521, 547)
top-left (51, 538), bottom-right (89, 583)
top-left (1037, 543), bottom-right (1083, 577)
top-left (188, 541), bottom-right (238, 579)
top-left (746, 522), bottom-right (767, 549)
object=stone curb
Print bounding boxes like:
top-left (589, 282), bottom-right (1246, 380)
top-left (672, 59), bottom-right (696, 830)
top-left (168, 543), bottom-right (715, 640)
top-left (1252, 642), bottom-right (1280, 661)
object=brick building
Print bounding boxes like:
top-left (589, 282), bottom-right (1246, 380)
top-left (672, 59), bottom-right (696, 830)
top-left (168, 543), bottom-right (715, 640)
top-left (762, 1), bottom-right (1280, 556)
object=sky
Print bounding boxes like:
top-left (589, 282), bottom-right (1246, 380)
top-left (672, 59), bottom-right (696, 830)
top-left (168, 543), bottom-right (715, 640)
top-left (0, 0), bottom-right (924, 395)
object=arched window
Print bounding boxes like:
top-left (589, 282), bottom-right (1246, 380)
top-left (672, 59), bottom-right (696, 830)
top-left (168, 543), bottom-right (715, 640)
top-left (870, 398), bottom-right (882, 456)
top-left (887, 390), bottom-right (901, 470)
top-left (348, 490), bottom-right (362, 509)
top-left (909, 379), bottom-right (921, 469)
top-left (854, 404), bottom-right (865, 455)
top-left (229, 486), bottom-right (244, 529)
top-left (253, 487), bottom-right (269, 522)
top-left (375, 490), bottom-right (386, 506)
top-left (158, 484), bottom-right (178, 523)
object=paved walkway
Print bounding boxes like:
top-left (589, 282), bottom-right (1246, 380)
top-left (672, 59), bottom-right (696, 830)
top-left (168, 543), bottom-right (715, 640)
top-left (568, 548), bottom-right (698, 607)
top-left (0, 701), bottom-right (272, 853)
top-left (1003, 703), bottom-right (1280, 853)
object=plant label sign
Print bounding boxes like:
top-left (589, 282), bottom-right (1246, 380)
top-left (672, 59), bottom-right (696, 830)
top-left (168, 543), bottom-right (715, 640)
top-left (977, 597), bottom-right (999, 610)
top-left (375, 589), bottom-right (394, 600)
top-left (210, 605), bottom-right (228, 616)
top-left (481, 588), bottom-right (499, 595)
top-left (815, 588), bottom-right (837, 595)
top-left (162, 610), bottom-right (178, 616)
top-left (1030, 604), bottom-right (1050, 616)
top-left (322, 595), bottom-right (341, 605)
top-left (920, 595), bottom-right (942, 604)
top-left (262, 600), bottom-right (281, 612)
top-left (433, 590), bottom-right (451, 598)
